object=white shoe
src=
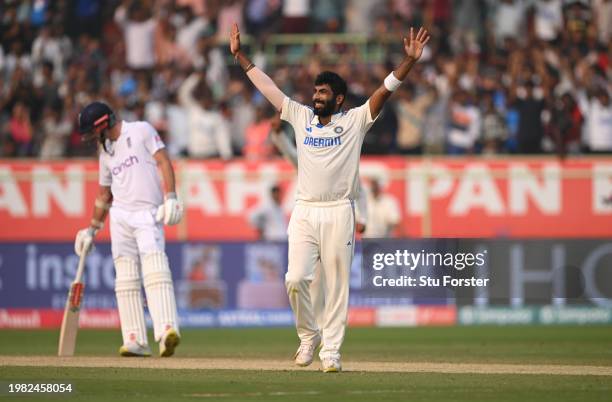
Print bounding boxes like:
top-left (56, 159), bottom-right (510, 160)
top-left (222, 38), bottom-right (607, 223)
top-left (321, 356), bottom-right (341, 373)
top-left (119, 342), bottom-right (151, 357)
top-left (293, 334), bottom-right (321, 367)
top-left (159, 328), bottom-right (180, 357)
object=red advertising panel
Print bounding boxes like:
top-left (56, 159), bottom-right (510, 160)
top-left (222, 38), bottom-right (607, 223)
top-left (404, 158), bottom-right (612, 237)
top-left (1, 157), bottom-right (611, 240)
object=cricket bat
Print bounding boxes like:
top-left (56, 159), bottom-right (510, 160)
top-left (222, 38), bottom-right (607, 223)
top-left (58, 252), bottom-right (87, 356)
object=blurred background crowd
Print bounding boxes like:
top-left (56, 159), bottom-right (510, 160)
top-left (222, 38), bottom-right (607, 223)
top-left (0, 0), bottom-right (611, 159)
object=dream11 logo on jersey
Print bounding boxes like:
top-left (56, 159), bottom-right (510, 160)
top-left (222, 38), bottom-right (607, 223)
top-left (303, 136), bottom-right (341, 148)
top-left (111, 155), bottom-right (139, 176)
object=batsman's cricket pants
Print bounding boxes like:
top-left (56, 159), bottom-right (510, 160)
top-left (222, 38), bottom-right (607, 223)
top-left (286, 199), bottom-right (355, 360)
top-left (110, 206), bottom-right (179, 346)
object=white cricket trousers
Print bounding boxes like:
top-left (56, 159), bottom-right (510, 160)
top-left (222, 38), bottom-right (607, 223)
top-left (110, 207), bottom-right (164, 260)
top-left (286, 199), bottom-right (355, 360)
top-left (109, 206), bottom-right (179, 345)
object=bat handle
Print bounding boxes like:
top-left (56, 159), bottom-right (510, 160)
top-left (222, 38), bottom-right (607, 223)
top-left (74, 251), bottom-right (87, 284)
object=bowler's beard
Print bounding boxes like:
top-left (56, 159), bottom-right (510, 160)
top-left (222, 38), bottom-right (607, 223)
top-left (313, 98), bottom-right (336, 117)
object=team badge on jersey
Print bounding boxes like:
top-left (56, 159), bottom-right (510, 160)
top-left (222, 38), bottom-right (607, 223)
top-left (334, 126), bottom-right (344, 134)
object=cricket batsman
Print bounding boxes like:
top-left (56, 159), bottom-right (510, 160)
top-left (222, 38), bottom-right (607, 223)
top-left (73, 101), bottom-right (182, 357)
top-left (231, 24), bottom-right (430, 372)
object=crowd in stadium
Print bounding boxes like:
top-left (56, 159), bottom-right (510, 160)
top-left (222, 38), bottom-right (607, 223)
top-left (0, 0), bottom-right (611, 159)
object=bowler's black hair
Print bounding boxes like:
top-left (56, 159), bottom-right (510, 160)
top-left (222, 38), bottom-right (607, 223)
top-left (314, 71), bottom-right (347, 103)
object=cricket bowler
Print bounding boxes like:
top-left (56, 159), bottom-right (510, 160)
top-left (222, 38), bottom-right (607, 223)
top-left (74, 101), bottom-right (182, 357)
top-left (231, 24), bottom-right (430, 372)
top-left (270, 117), bottom-right (368, 339)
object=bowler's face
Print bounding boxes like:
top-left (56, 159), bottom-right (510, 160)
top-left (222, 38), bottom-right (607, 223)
top-left (312, 84), bottom-right (337, 116)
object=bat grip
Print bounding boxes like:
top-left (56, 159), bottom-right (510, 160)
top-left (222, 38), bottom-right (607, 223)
top-left (74, 252), bottom-right (87, 284)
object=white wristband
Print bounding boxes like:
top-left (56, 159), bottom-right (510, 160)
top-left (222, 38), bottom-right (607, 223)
top-left (384, 72), bottom-right (402, 92)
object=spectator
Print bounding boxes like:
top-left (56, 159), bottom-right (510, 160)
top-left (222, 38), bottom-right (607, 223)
top-left (178, 72), bottom-right (232, 159)
top-left (31, 25), bottom-right (72, 82)
top-left (564, 0), bottom-right (592, 44)
top-left (394, 84), bottom-right (435, 154)
top-left (8, 102), bottom-right (33, 156)
top-left (422, 87), bottom-right (448, 154)
top-left (175, 5), bottom-right (210, 63)
top-left (533, 0), bottom-right (563, 42)
top-left (34, 61), bottom-right (59, 111)
top-left (39, 104), bottom-right (72, 159)
top-left (281, 0), bottom-right (310, 33)
top-left (593, 0), bottom-right (612, 44)
top-left (577, 87), bottom-right (612, 153)
top-left (481, 93), bottom-right (508, 155)
top-left (226, 80), bottom-right (256, 155)
top-left (176, 0), bottom-right (207, 17)
top-left (165, 91), bottom-right (190, 157)
top-left (245, 0), bottom-right (282, 37)
top-left (446, 89), bottom-right (481, 154)
top-left (363, 179), bottom-right (401, 238)
top-left (193, 30), bottom-right (229, 99)
top-left (451, 0), bottom-right (486, 53)
top-left (74, 0), bottom-right (104, 36)
top-left (312, 0), bottom-right (344, 33)
top-left (363, 99), bottom-right (398, 154)
top-left (155, 20), bottom-right (191, 68)
top-left (510, 81), bottom-right (547, 154)
top-left (547, 92), bottom-right (582, 156)
top-left (244, 104), bottom-right (274, 159)
top-left (4, 41), bottom-right (32, 78)
top-left (114, 1), bottom-right (157, 71)
top-left (249, 185), bottom-right (288, 241)
top-left (216, 0), bottom-right (244, 41)
top-left (0, 0), bottom-right (610, 159)
top-left (344, 0), bottom-right (384, 34)
top-left (491, 0), bottom-right (526, 44)
top-left (0, 135), bottom-right (17, 157)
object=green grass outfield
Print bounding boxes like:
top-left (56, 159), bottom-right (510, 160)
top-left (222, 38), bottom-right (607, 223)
top-left (0, 326), bottom-right (611, 401)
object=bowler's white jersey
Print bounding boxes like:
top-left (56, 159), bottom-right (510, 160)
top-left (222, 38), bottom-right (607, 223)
top-left (99, 121), bottom-right (164, 211)
top-left (280, 97), bottom-right (377, 202)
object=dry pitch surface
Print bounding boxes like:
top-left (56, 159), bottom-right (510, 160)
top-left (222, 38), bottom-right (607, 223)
top-left (2, 355), bottom-right (612, 376)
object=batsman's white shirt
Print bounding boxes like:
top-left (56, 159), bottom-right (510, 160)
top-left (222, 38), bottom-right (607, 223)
top-left (99, 121), bottom-right (165, 260)
top-left (280, 97), bottom-right (377, 359)
top-left (281, 97), bottom-right (376, 202)
top-left (99, 121), bottom-right (164, 210)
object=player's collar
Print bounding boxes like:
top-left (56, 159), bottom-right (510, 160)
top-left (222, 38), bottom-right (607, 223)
top-left (310, 110), bottom-right (342, 127)
top-left (120, 120), bottom-right (128, 135)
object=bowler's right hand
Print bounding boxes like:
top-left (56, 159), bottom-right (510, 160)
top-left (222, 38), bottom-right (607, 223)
top-left (74, 227), bottom-right (96, 256)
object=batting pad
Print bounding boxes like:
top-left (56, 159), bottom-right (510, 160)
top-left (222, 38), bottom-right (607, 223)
top-left (114, 257), bottom-right (147, 346)
top-left (142, 251), bottom-right (179, 341)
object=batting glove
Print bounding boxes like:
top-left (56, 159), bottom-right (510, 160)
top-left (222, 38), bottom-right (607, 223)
top-left (156, 193), bottom-right (184, 225)
top-left (74, 227), bottom-right (96, 256)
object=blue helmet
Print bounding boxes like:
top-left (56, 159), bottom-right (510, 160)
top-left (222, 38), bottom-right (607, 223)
top-left (78, 101), bottom-right (116, 135)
